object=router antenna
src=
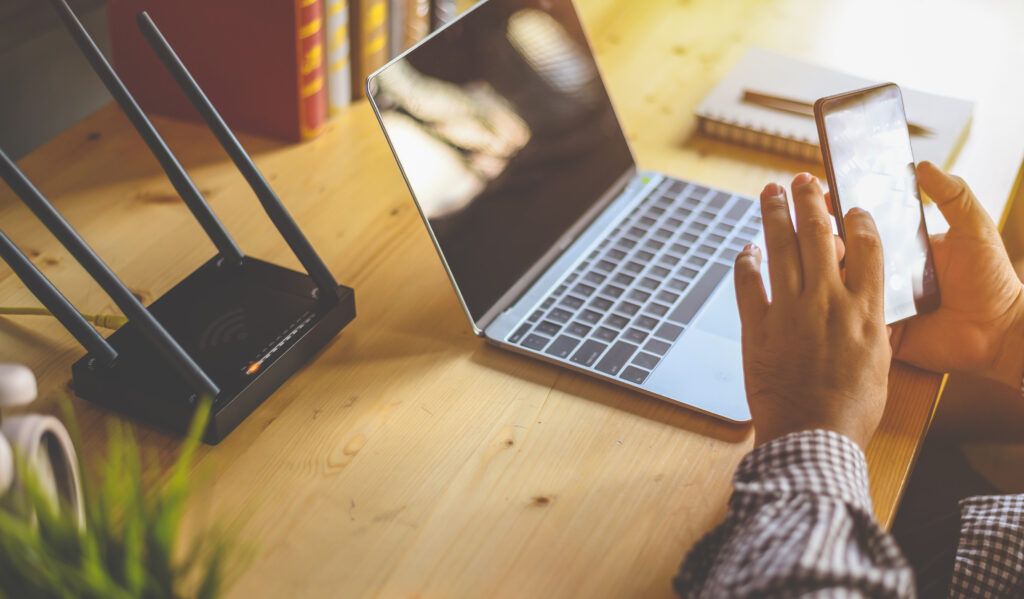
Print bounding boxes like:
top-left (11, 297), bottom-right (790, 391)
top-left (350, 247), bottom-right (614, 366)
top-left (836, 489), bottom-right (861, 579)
top-left (46, 0), bottom-right (243, 267)
top-left (0, 229), bottom-right (118, 367)
top-left (0, 149), bottom-right (219, 399)
top-left (137, 12), bottom-right (340, 299)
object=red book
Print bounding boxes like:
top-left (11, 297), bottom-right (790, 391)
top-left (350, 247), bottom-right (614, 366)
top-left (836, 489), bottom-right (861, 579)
top-left (107, 0), bottom-right (327, 142)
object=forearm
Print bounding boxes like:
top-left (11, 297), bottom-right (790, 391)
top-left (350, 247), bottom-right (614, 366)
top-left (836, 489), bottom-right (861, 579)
top-left (675, 430), bottom-right (914, 598)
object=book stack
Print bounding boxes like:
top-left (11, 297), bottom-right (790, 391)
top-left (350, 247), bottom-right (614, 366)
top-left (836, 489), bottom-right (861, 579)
top-left (106, 0), bottom-right (482, 142)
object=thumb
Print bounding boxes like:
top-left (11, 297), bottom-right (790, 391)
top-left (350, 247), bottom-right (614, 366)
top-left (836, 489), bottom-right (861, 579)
top-left (917, 161), bottom-right (993, 233)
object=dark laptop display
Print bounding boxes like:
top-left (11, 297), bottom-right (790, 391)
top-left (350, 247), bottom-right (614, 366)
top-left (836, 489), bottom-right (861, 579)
top-left (367, 0), bottom-right (633, 321)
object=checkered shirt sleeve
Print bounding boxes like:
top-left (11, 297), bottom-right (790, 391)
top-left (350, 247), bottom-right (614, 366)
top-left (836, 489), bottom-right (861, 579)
top-left (674, 429), bottom-right (914, 598)
top-left (950, 494), bottom-right (1024, 598)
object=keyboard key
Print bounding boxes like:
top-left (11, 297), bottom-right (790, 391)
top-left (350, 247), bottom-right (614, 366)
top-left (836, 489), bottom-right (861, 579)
top-left (644, 338), bottom-right (671, 355)
top-left (536, 320), bottom-right (561, 336)
top-left (679, 267), bottom-right (699, 279)
top-left (638, 215), bottom-right (656, 227)
top-left (554, 284), bottom-right (567, 295)
top-left (567, 322), bottom-right (592, 337)
top-left (565, 273), bottom-right (578, 284)
top-left (541, 297), bottom-right (555, 309)
top-left (655, 227), bottom-right (673, 239)
top-left (607, 248), bottom-right (627, 260)
top-left (628, 289), bottom-right (651, 303)
top-left (681, 232), bottom-right (699, 244)
top-left (649, 266), bottom-right (670, 279)
top-left (616, 301), bottom-right (640, 316)
top-left (665, 217), bottom-right (683, 228)
top-left (508, 323), bottom-right (531, 344)
top-left (546, 334), bottom-right (581, 358)
top-left (579, 309), bottom-right (602, 324)
top-left (697, 211), bottom-right (715, 223)
top-left (596, 260), bottom-right (615, 272)
top-left (635, 250), bottom-right (655, 262)
top-left (620, 366), bottom-right (651, 384)
top-left (710, 192), bottom-right (731, 209)
top-left (633, 352), bottom-right (660, 369)
top-left (605, 314), bottom-right (629, 329)
top-left (687, 256), bottom-right (708, 267)
top-left (590, 297), bottom-right (613, 311)
top-left (623, 327), bottom-right (648, 343)
top-left (684, 197), bottom-right (701, 208)
top-left (639, 277), bottom-right (659, 290)
top-left (528, 309), bottom-right (544, 322)
top-left (668, 262), bottom-right (730, 325)
top-left (668, 180), bottom-right (686, 194)
top-left (560, 295), bottom-right (584, 309)
top-left (654, 322), bottom-right (684, 341)
top-left (722, 248), bottom-right (739, 261)
top-left (616, 237), bottom-right (637, 249)
top-left (613, 273), bottom-right (635, 286)
top-left (669, 243), bottom-right (690, 255)
top-left (522, 333), bottom-right (550, 350)
top-left (584, 271), bottom-right (607, 284)
top-left (594, 326), bottom-right (618, 342)
top-left (596, 341), bottom-right (639, 376)
top-left (548, 308), bottom-right (573, 323)
top-left (571, 339), bottom-right (608, 367)
top-left (644, 239), bottom-right (665, 251)
top-left (657, 290), bottom-right (680, 304)
top-left (691, 185), bottom-right (710, 197)
top-left (628, 226), bottom-right (646, 238)
top-left (572, 283), bottom-right (596, 297)
top-left (645, 303), bottom-right (669, 317)
top-left (659, 254), bottom-right (680, 266)
top-left (667, 278), bottom-right (689, 292)
top-left (601, 284), bottom-right (625, 298)
top-left (647, 206), bottom-right (666, 217)
top-left (697, 244), bottom-right (717, 256)
top-left (741, 226), bottom-right (759, 237)
top-left (690, 222), bottom-right (707, 232)
top-left (725, 198), bottom-right (754, 221)
top-left (624, 261), bottom-right (645, 273)
top-left (635, 315), bottom-right (659, 330)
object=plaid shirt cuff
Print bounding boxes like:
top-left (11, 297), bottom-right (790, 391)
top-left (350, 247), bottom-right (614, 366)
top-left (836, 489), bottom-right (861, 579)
top-left (732, 429), bottom-right (873, 514)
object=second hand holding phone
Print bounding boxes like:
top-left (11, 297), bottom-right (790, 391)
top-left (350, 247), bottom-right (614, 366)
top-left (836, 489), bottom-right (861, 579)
top-left (814, 83), bottom-right (940, 324)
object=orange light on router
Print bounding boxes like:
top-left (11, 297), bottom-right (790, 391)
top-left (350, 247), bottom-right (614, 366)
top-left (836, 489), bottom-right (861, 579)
top-left (246, 362), bottom-right (261, 375)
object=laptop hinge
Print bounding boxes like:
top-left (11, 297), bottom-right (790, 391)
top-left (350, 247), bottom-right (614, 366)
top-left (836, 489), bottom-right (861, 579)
top-left (475, 166), bottom-right (639, 333)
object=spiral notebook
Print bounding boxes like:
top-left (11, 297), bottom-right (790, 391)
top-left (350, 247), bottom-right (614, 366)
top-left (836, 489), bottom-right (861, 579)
top-left (695, 47), bottom-right (974, 167)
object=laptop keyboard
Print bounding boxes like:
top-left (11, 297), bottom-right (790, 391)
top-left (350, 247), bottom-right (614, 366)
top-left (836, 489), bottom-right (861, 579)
top-left (505, 176), bottom-right (761, 385)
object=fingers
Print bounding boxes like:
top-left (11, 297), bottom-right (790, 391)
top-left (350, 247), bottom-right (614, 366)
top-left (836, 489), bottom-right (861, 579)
top-left (824, 191), bottom-right (835, 217)
top-left (843, 208), bottom-right (885, 311)
top-left (790, 173), bottom-right (839, 283)
top-left (759, 182), bottom-right (802, 298)
top-left (917, 161), bottom-right (993, 233)
top-left (734, 243), bottom-right (768, 325)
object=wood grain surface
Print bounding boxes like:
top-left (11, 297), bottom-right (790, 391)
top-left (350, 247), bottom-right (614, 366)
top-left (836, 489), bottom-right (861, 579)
top-left (1, 0), bottom-right (1022, 597)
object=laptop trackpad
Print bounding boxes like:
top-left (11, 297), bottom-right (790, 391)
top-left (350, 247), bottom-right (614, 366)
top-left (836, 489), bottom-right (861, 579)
top-left (644, 327), bottom-right (750, 422)
top-left (692, 275), bottom-right (741, 341)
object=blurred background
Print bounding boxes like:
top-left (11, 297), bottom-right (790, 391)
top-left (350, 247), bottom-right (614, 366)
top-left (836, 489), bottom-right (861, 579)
top-left (0, 0), bottom-right (111, 159)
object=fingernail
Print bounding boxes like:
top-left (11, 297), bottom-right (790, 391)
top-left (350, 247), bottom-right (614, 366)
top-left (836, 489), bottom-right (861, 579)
top-left (793, 172), bottom-right (815, 186)
top-left (846, 207), bottom-right (864, 216)
top-left (761, 182), bottom-right (782, 198)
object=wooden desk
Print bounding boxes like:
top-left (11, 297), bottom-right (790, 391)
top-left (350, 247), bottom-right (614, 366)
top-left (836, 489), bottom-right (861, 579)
top-left (2, 0), bottom-right (1022, 597)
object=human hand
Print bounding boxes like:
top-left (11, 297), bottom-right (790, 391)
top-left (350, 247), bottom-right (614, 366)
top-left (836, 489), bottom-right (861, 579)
top-left (883, 163), bottom-right (1024, 388)
top-left (735, 174), bottom-right (891, 448)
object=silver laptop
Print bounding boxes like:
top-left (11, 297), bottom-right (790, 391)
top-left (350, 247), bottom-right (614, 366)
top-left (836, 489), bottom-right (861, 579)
top-left (366, 0), bottom-right (764, 422)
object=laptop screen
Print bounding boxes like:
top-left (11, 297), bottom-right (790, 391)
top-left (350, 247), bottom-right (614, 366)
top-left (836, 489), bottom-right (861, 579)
top-left (367, 0), bottom-right (634, 323)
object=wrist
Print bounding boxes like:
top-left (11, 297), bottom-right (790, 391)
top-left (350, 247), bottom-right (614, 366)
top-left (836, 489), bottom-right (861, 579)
top-left (984, 287), bottom-right (1024, 390)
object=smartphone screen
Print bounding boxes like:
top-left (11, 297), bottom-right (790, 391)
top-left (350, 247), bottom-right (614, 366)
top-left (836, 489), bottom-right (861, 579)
top-left (815, 84), bottom-right (939, 324)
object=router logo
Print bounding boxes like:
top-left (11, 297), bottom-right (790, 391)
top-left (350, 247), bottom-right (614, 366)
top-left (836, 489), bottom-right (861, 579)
top-left (198, 309), bottom-right (249, 350)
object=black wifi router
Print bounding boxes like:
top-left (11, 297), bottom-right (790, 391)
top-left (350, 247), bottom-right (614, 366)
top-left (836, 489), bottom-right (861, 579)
top-left (0, 1), bottom-right (355, 443)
